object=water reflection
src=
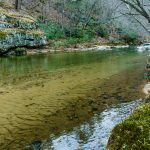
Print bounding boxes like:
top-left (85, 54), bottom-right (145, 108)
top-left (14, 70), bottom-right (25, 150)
top-left (41, 100), bottom-right (143, 150)
top-left (0, 48), bottom-right (141, 80)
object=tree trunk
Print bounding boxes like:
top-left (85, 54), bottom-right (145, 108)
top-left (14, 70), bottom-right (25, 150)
top-left (15, 0), bottom-right (21, 10)
top-left (15, 0), bottom-right (19, 10)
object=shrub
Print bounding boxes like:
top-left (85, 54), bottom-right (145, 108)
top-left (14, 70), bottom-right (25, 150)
top-left (15, 47), bottom-right (27, 56)
top-left (37, 20), bottom-right (65, 40)
top-left (96, 25), bottom-right (109, 38)
top-left (64, 25), bottom-right (95, 39)
top-left (118, 27), bottom-right (139, 44)
top-left (53, 41), bottom-right (66, 48)
top-left (122, 32), bottom-right (139, 44)
top-left (64, 27), bottom-right (83, 38)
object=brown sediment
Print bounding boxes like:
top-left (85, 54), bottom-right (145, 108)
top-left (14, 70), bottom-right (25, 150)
top-left (0, 59), bottom-right (145, 149)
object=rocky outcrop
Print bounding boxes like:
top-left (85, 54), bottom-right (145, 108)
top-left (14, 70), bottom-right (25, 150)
top-left (0, 7), bottom-right (47, 55)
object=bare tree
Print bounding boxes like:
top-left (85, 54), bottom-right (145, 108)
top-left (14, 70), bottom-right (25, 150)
top-left (15, 0), bottom-right (19, 9)
top-left (120, 0), bottom-right (150, 22)
top-left (120, 0), bottom-right (150, 33)
top-left (15, 0), bottom-right (22, 10)
top-left (61, 0), bottom-right (66, 33)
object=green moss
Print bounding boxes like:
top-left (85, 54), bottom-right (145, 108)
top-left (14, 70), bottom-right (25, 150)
top-left (107, 103), bottom-right (150, 150)
top-left (0, 31), bottom-right (7, 38)
top-left (28, 30), bottom-right (44, 36)
top-left (1, 28), bottom-right (44, 37)
top-left (15, 48), bottom-right (27, 56)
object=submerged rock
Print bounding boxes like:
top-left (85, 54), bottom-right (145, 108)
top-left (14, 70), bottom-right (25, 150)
top-left (24, 141), bottom-right (42, 150)
top-left (0, 7), bottom-right (47, 55)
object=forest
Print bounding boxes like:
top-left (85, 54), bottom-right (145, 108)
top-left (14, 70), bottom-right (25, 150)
top-left (4, 0), bottom-right (150, 48)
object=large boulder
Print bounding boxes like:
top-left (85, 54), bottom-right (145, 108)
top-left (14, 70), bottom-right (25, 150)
top-left (0, 7), bottom-right (47, 55)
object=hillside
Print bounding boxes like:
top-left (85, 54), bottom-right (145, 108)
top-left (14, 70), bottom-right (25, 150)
top-left (0, 0), bottom-right (142, 54)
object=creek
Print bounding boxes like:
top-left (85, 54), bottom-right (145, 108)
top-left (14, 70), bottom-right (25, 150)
top-left (0, 48), bottom-right (147, 149)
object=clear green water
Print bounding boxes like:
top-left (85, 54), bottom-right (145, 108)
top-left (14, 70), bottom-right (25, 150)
top-left (0, 48), bottom-right (147, 149)
top-left (0, 48), bottom-right (147, 80)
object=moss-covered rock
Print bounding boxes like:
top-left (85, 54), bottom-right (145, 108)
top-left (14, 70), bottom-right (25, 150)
top-left (107, 103), bottom-right (150, 150)
top-left (0, 31), bottom-right (7, 38)
top-left (0, 7), bottom-right (47, 55)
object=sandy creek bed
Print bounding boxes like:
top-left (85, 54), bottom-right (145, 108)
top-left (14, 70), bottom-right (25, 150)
top-left (0, 49), bottom-right (147, 149)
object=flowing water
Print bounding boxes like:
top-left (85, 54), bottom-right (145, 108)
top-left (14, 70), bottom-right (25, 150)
top-left (0, 48), bottom-right (147, 149)
top-left (0, 48), bottom-right (146, 80)
top-left (40, 100), bottom-right (143, 150)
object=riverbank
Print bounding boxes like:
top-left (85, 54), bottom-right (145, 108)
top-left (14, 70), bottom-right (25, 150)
top-left (2, 37), bottom-right (129, 56)
top-left (26, 44), bottom-right (129, 55)
top-left (26, 39), bottom-right (129, 55)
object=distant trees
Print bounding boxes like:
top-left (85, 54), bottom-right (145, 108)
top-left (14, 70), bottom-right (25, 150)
top-left (11, 0), bottom-right (144, 42)
top-left (120, 0), bottom-right (150, 33)
top-left (120, 0), bottom-right (150, 22)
